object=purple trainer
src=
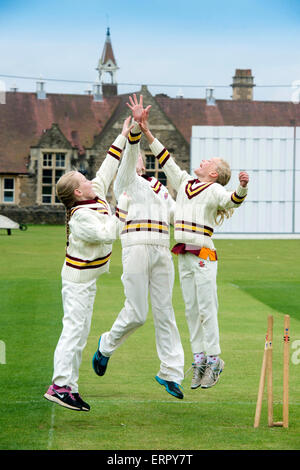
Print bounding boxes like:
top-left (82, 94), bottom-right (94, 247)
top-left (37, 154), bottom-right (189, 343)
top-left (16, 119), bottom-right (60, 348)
top-left (44, 384), bottom-right (83, 411)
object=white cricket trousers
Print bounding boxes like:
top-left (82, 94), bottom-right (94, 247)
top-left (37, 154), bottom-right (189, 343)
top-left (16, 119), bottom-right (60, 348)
top-left (100, 245), bottom-right (184, 384)
top-left (178, 253), bottom-right (221, 356)
top-left (52, 278), bottom-right (97, 392)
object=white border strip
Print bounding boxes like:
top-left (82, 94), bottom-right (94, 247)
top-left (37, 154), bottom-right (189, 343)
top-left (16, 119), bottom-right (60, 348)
top-left (214, 234), bottom-right (300, 239)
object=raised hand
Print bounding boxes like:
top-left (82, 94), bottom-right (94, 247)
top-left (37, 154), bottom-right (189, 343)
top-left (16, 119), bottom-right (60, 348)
top-left (139, 105), bottom-right (151, 130)
top-left (126, 94), bottom-right (144, 123)
top-left (139, 107), bottom-right (154, 144)
top-left (239, 171), bottom-right (249, 187)
top-left (121, 116), bottom-right (135, 137)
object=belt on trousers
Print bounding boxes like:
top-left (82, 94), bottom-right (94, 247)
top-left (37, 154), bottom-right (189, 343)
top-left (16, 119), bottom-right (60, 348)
top-left (171, 243), bottom-right (217, 261)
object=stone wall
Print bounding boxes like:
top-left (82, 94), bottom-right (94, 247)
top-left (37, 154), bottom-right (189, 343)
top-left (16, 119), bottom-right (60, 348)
top-left (0, 204), bottom-right (65, 224)
top-left (18, 174), bottom-right (37, 207)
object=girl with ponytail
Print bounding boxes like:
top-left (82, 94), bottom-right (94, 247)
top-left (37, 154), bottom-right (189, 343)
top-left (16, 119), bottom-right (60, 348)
top-left (44, 117), bottom-right (133, 412)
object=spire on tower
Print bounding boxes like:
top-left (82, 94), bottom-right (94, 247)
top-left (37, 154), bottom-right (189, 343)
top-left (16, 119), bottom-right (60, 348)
top-left (96, 27), bottom-right (119, 86)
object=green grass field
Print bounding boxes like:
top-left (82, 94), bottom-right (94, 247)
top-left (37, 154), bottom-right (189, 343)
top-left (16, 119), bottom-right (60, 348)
top-left (0, 226), bottom-right (299, 451)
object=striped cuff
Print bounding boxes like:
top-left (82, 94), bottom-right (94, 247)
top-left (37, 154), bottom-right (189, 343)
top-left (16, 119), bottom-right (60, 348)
top-left (115, 207), bottom-right (128, 222)
top-left (231, 191), bottom-right (247, 205)
top-left (108, 144), bottom-right (123, 161)
top-left (128, 131), bottom-right (142, 145)
top-left (156, 148), bottom-right (170, 167)
top-left (151, 180), bottom-right (162, 194)
top-left (150, 138), bottom-right (171, 167)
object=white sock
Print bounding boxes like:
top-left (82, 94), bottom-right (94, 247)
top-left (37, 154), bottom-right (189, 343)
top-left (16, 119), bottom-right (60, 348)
top-left (193, 352), bottom-right (206, 364)
top-left (207, 355), bottom-right (219, 364)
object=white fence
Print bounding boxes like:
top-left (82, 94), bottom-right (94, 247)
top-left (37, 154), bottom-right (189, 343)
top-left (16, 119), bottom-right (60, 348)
top-left (191, 126), bottom-right (300, 235)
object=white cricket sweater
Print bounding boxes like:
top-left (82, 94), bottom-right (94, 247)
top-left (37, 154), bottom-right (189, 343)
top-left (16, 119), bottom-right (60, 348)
top-left (114, 124), bottom-right (175, 248)
top-left (61, 134), bottom-right (129, 283)
top-left (149, 138), bottom-right (248, 253)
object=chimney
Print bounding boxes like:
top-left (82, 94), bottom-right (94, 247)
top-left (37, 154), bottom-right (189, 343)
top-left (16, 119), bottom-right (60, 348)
top-left (231, 69), bottom-right (255, 100)
top-left (36, 80), bottom-right (46, 100)
top-left (10, 83), bottom-right (18, 92)
top-left (93, 82), bottom-right (103, 102)
top-left (206, 88), bottom-right (216, 106)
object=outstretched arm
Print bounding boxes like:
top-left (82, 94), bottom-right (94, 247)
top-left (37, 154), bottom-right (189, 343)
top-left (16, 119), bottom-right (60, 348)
top-left (114, 95), bottom-right (145, 198)
top-left (92, 116), bottom-right (134, 198)
top-left (216, 171), bottom-right (249, 210)
top-left (114, 121), bottom-right (141, 199)
top-left (139, 108), bottom-right (190, 191)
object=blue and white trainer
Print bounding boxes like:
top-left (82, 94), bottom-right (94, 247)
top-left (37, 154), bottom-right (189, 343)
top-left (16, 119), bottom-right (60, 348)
top-left (155, 375), bottom-right (184, 399)
top-left (92, 336), bottom-right (110, 376)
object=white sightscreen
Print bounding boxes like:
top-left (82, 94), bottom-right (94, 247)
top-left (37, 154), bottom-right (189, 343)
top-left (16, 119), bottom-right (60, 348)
top-left (191, 126), bottom-right (300, 234)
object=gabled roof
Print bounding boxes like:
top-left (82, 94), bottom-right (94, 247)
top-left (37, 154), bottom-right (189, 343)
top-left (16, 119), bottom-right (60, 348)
top-left (0, 91), bottom-right (120, 173)
top-left (1, 88), bottom-right (300, 175)
top-left (155, 96), bottom-right (300, 143)
top-left (35, 123), bottom-right (73, 149)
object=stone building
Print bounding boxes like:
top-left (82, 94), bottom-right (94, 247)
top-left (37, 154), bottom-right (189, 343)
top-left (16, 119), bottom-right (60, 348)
top-left (0, 29), bottom-right (299, 224)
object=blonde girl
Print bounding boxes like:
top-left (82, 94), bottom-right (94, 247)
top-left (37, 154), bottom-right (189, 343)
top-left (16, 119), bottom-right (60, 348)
top-left (44, 117), bottom-right (133, 411)
top-left (138, 107), bottom-right (249, 391)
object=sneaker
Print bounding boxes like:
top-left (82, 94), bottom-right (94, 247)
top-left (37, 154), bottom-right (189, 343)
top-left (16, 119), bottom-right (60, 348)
top-left (44, 384), bottom-right (83, 411)
top-left (190, 360), bottom-right (207, 389)
top-left (92, 336), bottom-right (110, 376)
top-left (155, 375), bottom-right (184, 400)
top-left (73, 393), bottom-right (90, 412)
top-left (200, 358), bottom-right (225, 389)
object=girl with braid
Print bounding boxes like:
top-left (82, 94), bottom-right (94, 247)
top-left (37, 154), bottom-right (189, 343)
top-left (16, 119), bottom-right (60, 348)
top-left (138, 106), bottom-right (249, 390)
top-left (44, 117), bottom-right (133, 412)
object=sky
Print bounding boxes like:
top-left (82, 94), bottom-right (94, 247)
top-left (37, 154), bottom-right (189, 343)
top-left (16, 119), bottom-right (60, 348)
top-left (0, 0), bottom-right (300, 101)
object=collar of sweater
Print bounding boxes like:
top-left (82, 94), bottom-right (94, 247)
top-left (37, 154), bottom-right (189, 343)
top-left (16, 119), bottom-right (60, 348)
top-left (140, 174), bottom-right (152, 182)
top-left (189, 178), bottom-right (214, 184)
top-left (73, 197), bottom-right (103, 207)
